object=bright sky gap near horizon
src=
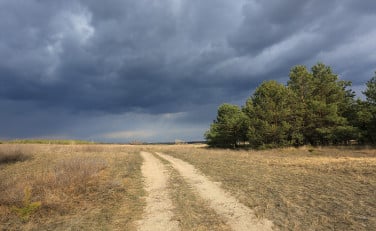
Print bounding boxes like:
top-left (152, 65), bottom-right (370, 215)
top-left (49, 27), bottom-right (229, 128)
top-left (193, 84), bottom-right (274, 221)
top-left (1, 0), bottom-right (375, 143)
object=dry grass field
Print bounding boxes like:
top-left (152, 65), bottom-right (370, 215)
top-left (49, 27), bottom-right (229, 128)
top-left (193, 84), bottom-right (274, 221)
top-left (1, 143), bottom-right (375, 230)
top-left (154, 145), bottom-right (376, 230)
top-left (0, 144), bottom-right (145, 230)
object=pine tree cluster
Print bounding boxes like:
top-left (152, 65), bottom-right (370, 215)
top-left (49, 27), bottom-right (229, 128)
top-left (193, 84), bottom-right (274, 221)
top-left (205, 63), bottom-right (376, 148)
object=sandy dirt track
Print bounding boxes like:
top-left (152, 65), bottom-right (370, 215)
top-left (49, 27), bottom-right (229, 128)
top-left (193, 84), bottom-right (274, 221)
top-left (137, 152), bottom-right (180, 231)
top-left (156, 152), bottom-right (274, 231)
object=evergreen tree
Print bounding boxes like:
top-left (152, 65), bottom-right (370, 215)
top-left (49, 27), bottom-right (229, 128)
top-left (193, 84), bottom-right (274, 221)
top-left (205, 103), bottom-right (248, 148)
top-left (244, 80), bottom-right (298, 148)
top-left (287, 65), bottom-right (313, 144)
top-left (205, 62), bottom-right (363, 148)
top-left (288, 63), bottom-right (356, 145)
top-left (364, 72), bottom-right (376, 104)
top-left (360, 73), bottom-right (376, 144)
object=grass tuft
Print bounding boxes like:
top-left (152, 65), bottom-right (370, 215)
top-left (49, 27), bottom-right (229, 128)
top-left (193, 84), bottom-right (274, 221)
top-left (50, 157), bottom-right (107, 194)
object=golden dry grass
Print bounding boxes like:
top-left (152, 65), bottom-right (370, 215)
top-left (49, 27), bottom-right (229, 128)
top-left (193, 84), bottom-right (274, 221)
top-left (0, 144), bottom-right (145, 231)
top-left (2, 143), bottom-right (375, 230)
top-left (155, 145), bottom-right (376, 231)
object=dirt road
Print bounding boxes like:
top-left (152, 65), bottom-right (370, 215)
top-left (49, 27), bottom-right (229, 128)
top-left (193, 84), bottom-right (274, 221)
top-left (138, 151), bottom-right (274, 231)
top-left (156, 152), bottom-right (274, 231)
top-left (137, 152), bottom-right (180, 231)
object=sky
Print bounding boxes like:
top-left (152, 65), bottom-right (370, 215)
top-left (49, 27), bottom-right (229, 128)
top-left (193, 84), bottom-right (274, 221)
top-left (1, 0), bottom-right (376, 143)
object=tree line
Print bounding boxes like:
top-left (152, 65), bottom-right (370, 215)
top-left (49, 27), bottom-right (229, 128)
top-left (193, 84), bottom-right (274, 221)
top-left (205, 63), bottom-right (376, 148)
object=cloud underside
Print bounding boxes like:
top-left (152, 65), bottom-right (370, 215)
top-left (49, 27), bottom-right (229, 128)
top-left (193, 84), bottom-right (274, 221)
top-left (0, 0), bottom-right (375, 141)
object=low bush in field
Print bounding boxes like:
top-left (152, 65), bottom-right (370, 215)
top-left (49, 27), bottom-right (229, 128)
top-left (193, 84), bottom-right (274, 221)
top-left (0, 148), bottom-right (31, 164)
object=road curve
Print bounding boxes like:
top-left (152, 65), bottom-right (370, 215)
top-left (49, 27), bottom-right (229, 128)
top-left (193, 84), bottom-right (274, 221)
top-left (156, 152), bottom-right (274, 231)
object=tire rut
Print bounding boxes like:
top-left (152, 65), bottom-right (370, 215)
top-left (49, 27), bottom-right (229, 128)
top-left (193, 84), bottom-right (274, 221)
top-left (137, 151), bottom-right (179, 231)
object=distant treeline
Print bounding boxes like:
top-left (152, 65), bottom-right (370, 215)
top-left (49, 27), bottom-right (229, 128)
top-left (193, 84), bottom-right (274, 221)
top-left (3, 139), bottom-right (95, 145)
top-left (205, 63), bottom-right (376, 148)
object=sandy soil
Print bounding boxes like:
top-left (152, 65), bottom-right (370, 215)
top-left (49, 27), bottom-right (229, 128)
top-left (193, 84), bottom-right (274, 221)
top-left (156, 152), bottom-right (274, 231)
top-left (137, 152), bottom-right (180, 231)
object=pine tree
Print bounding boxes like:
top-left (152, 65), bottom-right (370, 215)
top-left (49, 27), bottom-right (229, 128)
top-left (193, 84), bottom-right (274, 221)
top-left (288, 63), bottom-right (356, 145)
top-left (244, 80), bottom-right (298, 148)
top-left (360, 73), bottom-right (376, 144)
top-left (205, 103), bottom-right (248, 148)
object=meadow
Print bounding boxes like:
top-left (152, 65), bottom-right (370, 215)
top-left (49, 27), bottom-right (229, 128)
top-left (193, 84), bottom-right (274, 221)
top-left (1, 143), bottom-right (375, 230)
top-left (155, 145), bottom-right (376, 230)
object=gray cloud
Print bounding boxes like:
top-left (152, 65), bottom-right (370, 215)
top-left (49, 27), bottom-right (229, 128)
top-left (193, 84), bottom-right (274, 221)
top-left (0, 0), bottom-right (375, 141)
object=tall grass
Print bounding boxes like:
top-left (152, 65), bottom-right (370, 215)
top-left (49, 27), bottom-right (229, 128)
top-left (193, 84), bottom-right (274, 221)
top-left (49, 157), bottom-right (107, 193)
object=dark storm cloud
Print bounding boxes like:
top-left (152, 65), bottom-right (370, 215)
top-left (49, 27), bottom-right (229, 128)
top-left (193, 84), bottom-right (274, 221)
top-left (1, 0), bottom-right (241, 113)
top-left (227, 0), bottom-right (376, 82)
top-left (229, 1), bottom-right (360, 55)
top-left (0, 0), bottom-right (375, 141)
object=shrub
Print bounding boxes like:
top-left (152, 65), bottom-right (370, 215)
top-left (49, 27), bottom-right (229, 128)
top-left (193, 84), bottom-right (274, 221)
top-left (0, 148), bottom-right (31, 164)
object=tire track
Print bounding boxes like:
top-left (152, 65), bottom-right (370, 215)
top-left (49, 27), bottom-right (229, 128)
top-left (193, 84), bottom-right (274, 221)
top-left (137, 151), bottom-right (179, 231)
top-left (155, 152), bottom-right (274, 231)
